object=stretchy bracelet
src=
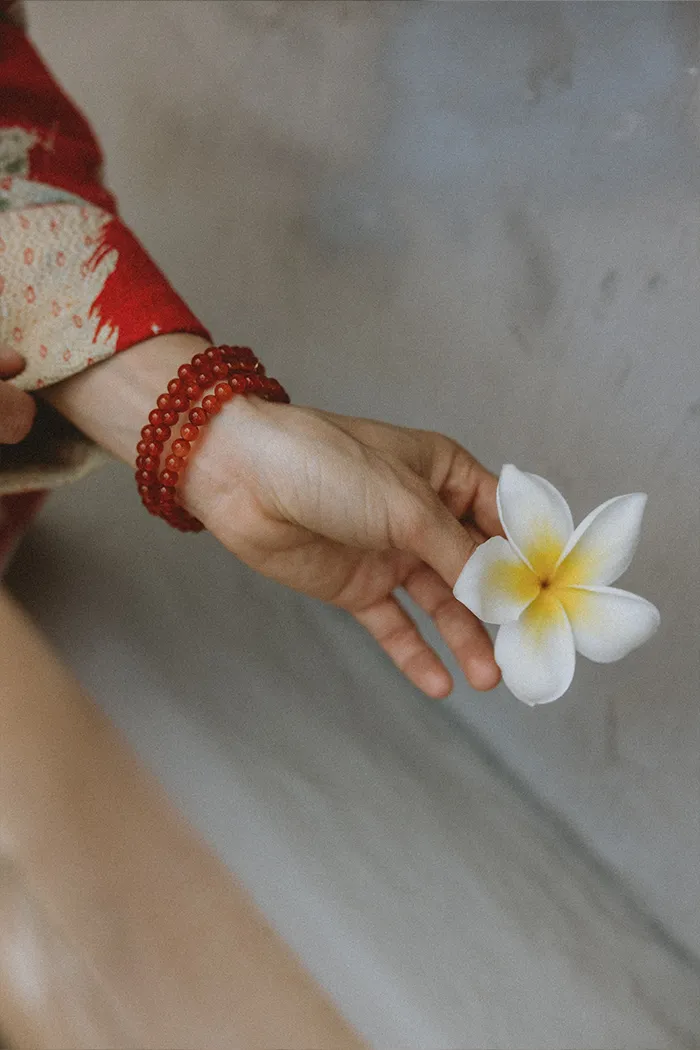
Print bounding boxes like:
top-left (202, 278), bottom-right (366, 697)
top-left (135, 344), bottom-right (289, 532)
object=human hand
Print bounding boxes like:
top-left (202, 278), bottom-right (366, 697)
top-left (0, 350), bottom-right (35, 443)
top-left (185, 397), bottom-right (503, 698)
top-left (45, 333), bottom-right (502, 697)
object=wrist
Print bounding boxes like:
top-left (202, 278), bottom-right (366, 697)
top-left (44, 333), bottom-right (212, 464)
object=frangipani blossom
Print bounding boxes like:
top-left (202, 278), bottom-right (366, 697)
top-left (453, 465), bottom-right (660, 706)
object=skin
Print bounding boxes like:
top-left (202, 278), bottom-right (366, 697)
top-left (0, 349), bottom-right (36, 443)
top-left (46, 333), bottom-right (504, 698)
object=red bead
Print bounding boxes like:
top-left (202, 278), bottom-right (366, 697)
top-left (136, 455), bottom-right (146, 469)
top-left (229, 374), bottom-right (247, 393)
top-left (136, 440), bottom-right (149, 455)
top-left (165, 454), bottom-right (185, 471)
top-left (212, 362), bottom-right (229, 379)
top-left (196, 371), bottom-right (212, 388)
top-left (137, 483), bottom-right (154, 499)
top-left (141, 424), bottom-right (156, 441)
top-left (178, 363), bottom-right (196, 381)
top-left (142, 455), bottom-right (158, 471)
top-left (136, 469), bottom-right (155, 485)
top-left (184, 383), bottom-right (201, 401)
top-left (157, 393), bottom-right (171, 411)
top-left (167, 378), bottom-right (182, 395)
top-left (191, 353), bottom-right (208, 371)
top-left (254, 361), bottom-right (266, 374)
top-left (162, 409), bottom-right (178, 426)
top-left (158, 485), bottom-right (176, 503)
top-left (146, 440), bottom-right (163, 457)
top-left (154, 425), bottom-right (171, 443)
top-left (205, 346), bottom-right (223, 362)
top-left (189, 407), bottom-right (207, 427)
top-left (160, 469), bottom-right (179, 486)
top-left (202, 394), bottom-right (220, 415)
top-left (149, 409), bottom-right (164, 427)
top-left (215, 382), bottom-right (234, 402)
top-left (171, 395), bottom-right (189, 413)
top-left (180, 423), bottom-right (199, 442)
top-left (172, 439), bottom-right (191, 457)
top-left (244, 374), bottom-right (261, 390)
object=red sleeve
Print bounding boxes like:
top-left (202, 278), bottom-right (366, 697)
top-left (0, 18), bottom-right (211, 359)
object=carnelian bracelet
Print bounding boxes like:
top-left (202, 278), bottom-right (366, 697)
top-left (135, 345), bottom-right (289, 532)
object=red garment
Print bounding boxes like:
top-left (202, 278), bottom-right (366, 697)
top-left (0, 8), bottom-right (211, 568)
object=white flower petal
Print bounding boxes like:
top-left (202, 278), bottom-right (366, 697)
top-left (453, 536), bottom-right (540, 624)
top-left (559, 585), bottom-right (660, 663)
top-left (554, 493), bottom-right (647, 587)
top-left (497, 464), bottom-right (574, 577)
top-left (494, 594), bottom-right (576, 705)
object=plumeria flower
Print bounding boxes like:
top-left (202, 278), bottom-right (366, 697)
top-left (453, 465), bottom-right (660, 705)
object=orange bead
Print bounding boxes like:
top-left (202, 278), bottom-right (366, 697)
top-left (180, 423), bottom-right (199, 442)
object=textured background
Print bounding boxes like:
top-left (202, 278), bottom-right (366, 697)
top-left (8, 3), bottom-right (700, 1046)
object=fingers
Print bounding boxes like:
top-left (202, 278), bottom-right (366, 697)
top-left (326, 411), bottom-right (502, 540)
top-left (395, 476), bottom-right (486, 590)
top-left (353, 595), bottom-right (454, 699)
top-left (402, 562), bottom-right (500, 691)
top-left (0, 380), bottom-right (36, 444)
top-left (0, 349), bottom-right (27, 380)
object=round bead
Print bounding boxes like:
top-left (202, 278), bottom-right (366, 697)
top-left (160, 469), bottom-right (179, 486)
top-left (149, 409), bottom-right (163, 427)
top-left (229, 374), bottom-right (247, 393)
top-left (165, 454), bottom-right (185, 471)
top-left (167, 378), bottom-right (182, 395)
top-left (180, 423), bottom-right (199, 442)
top-left (191, 353), bottom-right (208, 371)
top-left (178, 363), bottom-right (196, 381)
top-left (184, 383), bottom-right (201, 401)
top-left (205, 346), bottom-right (223, 362)
top-left (157, 393), bottom-right (171, 411)
top-left (136, 469), bottom-right (155, 485)
top-left (172, 439), bottom-right (191, 457)
top-left (146, 440), bottom-right (163, 457)
top-left (188, 407), bottom-right (207, 427)
top-left (162, 409), bottom-right (178, 426)
top-left (158, 485), bottom-right (176, 503)
top-left (202, 394), bottom-right (220, 415)
top-left (215, 382), bottom-right (234, 402)
top-left (141, 424), bottom-right (156, 441)
top-left (137, 483), bottom-right (153, 499)
top-left (143, 455), bottom-right (159, 471)
top-left (196, 371), bottom-right (212, 388)
top-left (154, 425), bottom-right (171, 443)
top-left (212, 362), bottom-right (229, 379)
top-left (136, 440), bottom-right (149, 455)
top-left (136, 455), bottom-right (146, 469)
top-left (171, 395), bottom-right (189, 413)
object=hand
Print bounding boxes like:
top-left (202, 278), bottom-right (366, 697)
top-left (46, 333), bottom-right (503, 698)
top-left (0, 350), bottom-right (35, 443)
top-left (186, 396), bottom-right (503, 698)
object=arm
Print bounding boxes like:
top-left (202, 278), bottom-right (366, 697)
top-left (2, 7), bottom-right (502, 695)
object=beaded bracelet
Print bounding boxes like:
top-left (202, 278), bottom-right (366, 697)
top-left (135, 344), bottom-right (289, 532)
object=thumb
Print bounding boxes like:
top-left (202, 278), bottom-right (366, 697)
top-left (0, 380), bottom-right (36, 444)
top-left (0, 348), bottom-right (27, 380)
top-left (395, 477), bottom-right (484, 588)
